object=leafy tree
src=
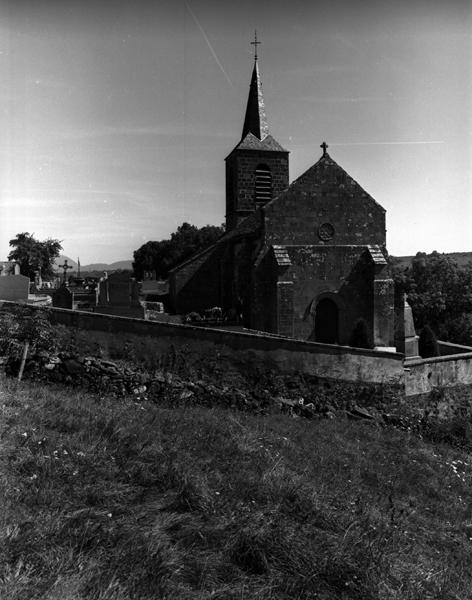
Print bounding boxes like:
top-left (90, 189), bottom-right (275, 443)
top-left (391, 251), bottom-right (472, 345)
top-left (8, 232), bottom-right (62, 280)
top-left (133, 222), bottom-right (224, 280)
top-left (418, 325), bottom-right (440, 358)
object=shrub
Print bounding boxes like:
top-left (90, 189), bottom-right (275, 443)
top-left (418, 324), bottom-right (440, 358)
top-left (349, 318), bottom-right (371, 349)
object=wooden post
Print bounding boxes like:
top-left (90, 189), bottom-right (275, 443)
top-left (17, 340), bottom-right (30, 381)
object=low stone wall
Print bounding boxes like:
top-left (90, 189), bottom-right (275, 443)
top-left (0, 301), bottom-right (404, 387)
top-left (438, 340), bottom-right (472, 357)
top-left (405, 351), bottom-right (472, 396)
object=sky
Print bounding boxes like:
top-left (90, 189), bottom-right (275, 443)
top-left (0, 0), bottom-right (471, 264)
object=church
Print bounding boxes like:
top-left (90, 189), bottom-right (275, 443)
top-left (169, 49), bottom-right (397, 350)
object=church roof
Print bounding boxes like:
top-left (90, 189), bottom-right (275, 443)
top-left (272, 245), bottom-right (292, 266)
top-left (233, 131), bottom-right (288, 152)
top-left (242, 60), bottom-right (269, 140)
top-left (367, 245), bottom-right (388, 265)
top-left (219, 209), bottom-right (263, 242)
top-left (278, 150), bottom-right (385, 212)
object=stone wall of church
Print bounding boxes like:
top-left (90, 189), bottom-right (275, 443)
top-left (280, 246), bottom-right (374, 343)
top-left (251, 250), bottom-right (279, 333)
top-left (263, 187), bottom-right (385, 247)
top-left (169, 245), bottom-right (224, 314)
top-left (225, 150), bottom-right (289, 229)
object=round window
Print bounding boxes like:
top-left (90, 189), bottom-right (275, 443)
top-left (318, 222), bottom-right (335, 241)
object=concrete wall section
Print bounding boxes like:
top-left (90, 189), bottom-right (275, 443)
top-left (405, 352), bottom-right (472, 396)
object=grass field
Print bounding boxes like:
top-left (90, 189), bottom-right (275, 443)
top-left (1, 375), bottom-right (472, 599)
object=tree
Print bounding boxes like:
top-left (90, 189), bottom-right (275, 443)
top-left (391, 251), bottom-right (472, 344)
top-left (133, 222), bottom-right (224, 280)
top-left (8, 232), bottom-right (63, 281)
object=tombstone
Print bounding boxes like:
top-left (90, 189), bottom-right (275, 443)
top-left (107, 272), bottom-right (131, 306)
top-left (34, 269), bottom-right (42, 289)
top-left (52, 285), bottom-right (73, 309)
top-left (0, 261), bottom-right (20, 276)
top-left (130, 278), bottom-right (140, 307)
top-left (58, 259), bottom-right (73, 285)
top-left (95, 272), bottom-right (143, 317)
top-left (394, 293), bottom-right (420, 359)
top-left (0, 274), bottom-right (29, 301)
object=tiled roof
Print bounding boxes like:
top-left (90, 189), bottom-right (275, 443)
top-left (272, 245), bottom-right (292, 266)
top-left (367, 245), bottom-right (388, 265)
top-left (218, 210), bottom-right (263, 243)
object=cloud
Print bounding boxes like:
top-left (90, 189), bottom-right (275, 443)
top-left (53, 124), bottom-right (231, 141)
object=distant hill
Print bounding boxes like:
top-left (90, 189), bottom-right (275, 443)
top-left (81, 261), bottom-right (133, 271)
top-left (53, 256), bottom-right (132, 273)
top-left (392, 252), bottom-right (472, 269)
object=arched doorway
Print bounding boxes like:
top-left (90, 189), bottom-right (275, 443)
top-left (314, 298), bottom-right (338, 344)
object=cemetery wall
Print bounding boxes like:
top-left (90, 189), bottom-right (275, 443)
top-left (0, 301), bottom-right (404, 386)
top-left (405, 351), bottom-right (472, 396)
top-left (4, 301), bottom-right (472, 402)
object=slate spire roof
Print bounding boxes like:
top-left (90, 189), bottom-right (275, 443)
top-left (241, 59), bottom-right (270, 141)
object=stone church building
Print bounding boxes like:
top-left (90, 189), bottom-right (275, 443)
top-left (169, 55), bottom-right (397, 350)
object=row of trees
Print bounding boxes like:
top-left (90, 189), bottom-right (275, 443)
top-left (6, 223), bottom-right (224, 284)
top-left (132, 222), bottom-right (224, 280)
top-left (391, 251), bottom-right (472, 346)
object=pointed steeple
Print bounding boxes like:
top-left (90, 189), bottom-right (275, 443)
top-left (241, 48), bottom-right (269, 140)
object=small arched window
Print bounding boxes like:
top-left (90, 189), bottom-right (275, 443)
top-left (254, 164), bottom-right (272, 206)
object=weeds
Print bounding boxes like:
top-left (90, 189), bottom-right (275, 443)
top-left (1, 377), bottom-right (472, 599)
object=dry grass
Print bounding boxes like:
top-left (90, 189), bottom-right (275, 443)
top-left (1, 374), bottom-right (472, 599)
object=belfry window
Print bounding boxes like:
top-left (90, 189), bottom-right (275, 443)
top-left (254, 164), bottom-right (272, 206)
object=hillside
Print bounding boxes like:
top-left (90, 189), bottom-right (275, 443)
top-left (53, 256), bottom-right (132, 273)
top-left (1, 376), bottom-right (472, 599)
top-left (392, 251), bottom-right (472, 269)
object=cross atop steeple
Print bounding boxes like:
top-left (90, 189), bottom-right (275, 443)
top-left (320, 141), bottom-right (329, 157)
top-left (251, 30), bottom-right (261, 61)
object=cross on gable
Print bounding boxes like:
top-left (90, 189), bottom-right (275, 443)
top-left (251, 30), bottom-right (261, 60)
top-left (320, 141), bottom-right (328, 156)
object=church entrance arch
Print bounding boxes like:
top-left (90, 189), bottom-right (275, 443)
top-left (313, 298), bottom-right (339, 344)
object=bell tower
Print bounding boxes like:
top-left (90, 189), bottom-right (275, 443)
top-left (225, 34), bottom-right (289, 231)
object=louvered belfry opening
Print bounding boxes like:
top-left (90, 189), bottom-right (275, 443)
top-left (255, 164), bottom-right (272, 207)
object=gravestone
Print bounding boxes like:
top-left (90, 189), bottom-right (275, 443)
top-left (0, 261), bottom-right (20, 276)
top-left (52, 286), bottom-right (73, 309)
top-left (0, 274), bottom-right (29, 301)
top-left (107, 272), bottom-right (130, 306)
top-left (95, 272), bottom-right (143, 317)
top-left (97, 272), bottom-right (140, 307)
